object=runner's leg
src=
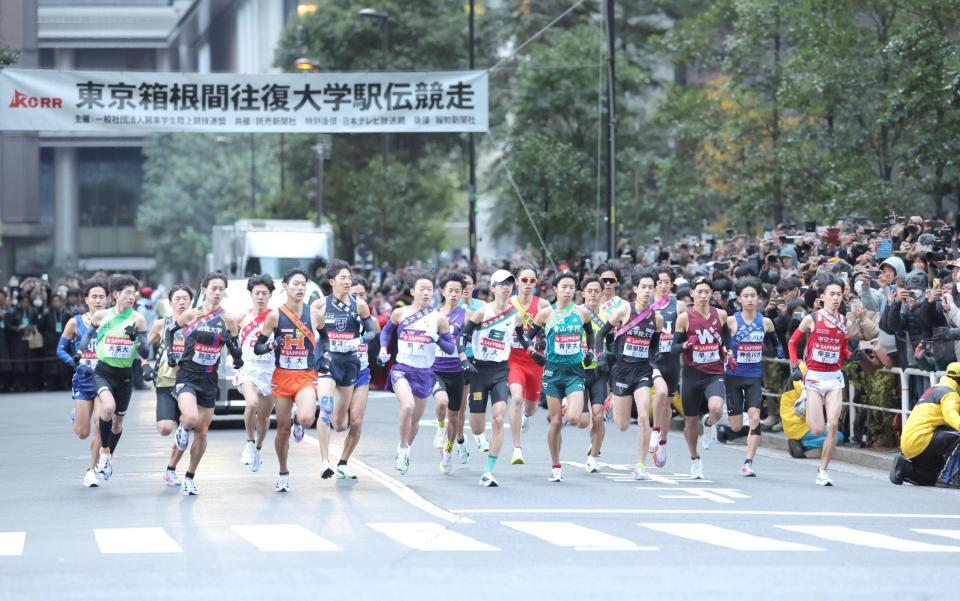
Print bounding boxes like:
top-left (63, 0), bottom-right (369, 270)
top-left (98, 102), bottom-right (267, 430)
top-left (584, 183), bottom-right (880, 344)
top-left (819, 390), bottom-right (843, 471)
top-left (273, 396), bottom-right (293, 474)
top-left (633, 386), bottom-right (652, 466)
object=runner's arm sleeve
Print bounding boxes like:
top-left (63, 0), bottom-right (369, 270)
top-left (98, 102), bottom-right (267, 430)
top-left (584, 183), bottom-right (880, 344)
top-left (57, 335), bottom-right (76, 368)
top-left (136, 331), bottom-right (150, 359)
top-left (788, 328), bottom-right (804, 366)
top-left (721, 323), bottom-right (732, 352)
top-left (583, 320), bottom-right (595, 352)
top-left (521, 323), bottom-right (542, 349)
top-left (315, 327), bottom-right (330, 355)
top-left (595, 321), bottom-right (613, 353)
top-left (649, 331), bottom-right (661, 364)
top-left (224, 333), bottom-right (243, 364)
top-left (437, 332), bottom-right (456, 355)
top-left (458, 319), bottom-right (477, 355)
top-left (671, 331), bottom-right (686, 353)
top-left (75, 324), bottom-right (97, 362)
top-left (361, 316), bottom-right (377, 343)
top-left (379, 319), bottom-right (397, 349)
top-left (765, 330), bottom-right (785, 359)
top-left (253, 333), bottom-right (272, 355)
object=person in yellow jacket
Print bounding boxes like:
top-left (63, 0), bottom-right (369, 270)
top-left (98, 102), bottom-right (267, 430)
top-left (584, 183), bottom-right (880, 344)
top-left (890, 362), bottom-right (960, 487)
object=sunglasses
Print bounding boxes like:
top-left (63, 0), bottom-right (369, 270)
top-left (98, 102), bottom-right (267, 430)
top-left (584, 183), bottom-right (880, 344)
top-left (519, 277), bottom-right (537, 284)
top-left (601, 277), bottom-right (618, 285)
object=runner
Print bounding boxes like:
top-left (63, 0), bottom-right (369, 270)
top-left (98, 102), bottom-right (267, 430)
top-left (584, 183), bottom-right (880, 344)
top-left (598, 264), bottom-right (626, 420)
top-left (169, 272), bottom-right (243, 495)
top-left (313, 260), bottom-right (376, 480)
top-left (673, 276), bottom-right (731, 480)
top-left (579, 274), bottom-right (608, 473)
top-left (340, 275), bottom-right (379, 480)
top-left (459, 272), bottom-right (484, 460)
top-left (378, 272), bottom-right (455, 474)
top-left (253, 268), bottom-right (320, 492)
top-left (57, 277), bottom-right (108, 487)
top-left (522, 272), bottom-right (595, 482)
top-left (433, 272), bottom-right (468, 474)
top-left (507, 265), bottom-right (550, 465)
top-left (458, 269), bottom-right (519, 487)
top-left (235, 274), bottom-right (276, 473)
top-left (596, 270), bottom-right (663, 480)
top-left (650, 266), bottom-right (685, 468)
top-left (788, 275), bottom-right (851, 486)
top-left (75, 274), bottom-right (154, 483)
top-left (725, 277), bottom-right (783, 477)
top-left (146, 284), bottom-right (193, 487)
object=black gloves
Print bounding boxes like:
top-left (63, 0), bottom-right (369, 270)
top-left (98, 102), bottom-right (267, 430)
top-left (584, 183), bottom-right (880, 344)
top-left (142, 363), bottom-right (157, 382)
top-left (461, 357), bottom-right (479, 374)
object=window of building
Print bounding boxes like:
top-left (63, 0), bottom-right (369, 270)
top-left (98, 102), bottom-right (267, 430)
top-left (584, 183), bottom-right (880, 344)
top-left (78, 147), bottom-right (142, 228)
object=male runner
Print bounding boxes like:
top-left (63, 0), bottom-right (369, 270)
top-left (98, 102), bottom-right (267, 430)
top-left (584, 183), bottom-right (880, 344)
top-left (236, 274), bottom-right (276, 473)
top-left (434, 273), bottom-right (468, 474)
top-left (650, 266), bottom-right (685, 468)
top-left (338, 275), bottom-right (379, 480)
top-left (508, 265), bottom-right (550, 465)
top-left (579, 275), bottom-right (608, 473)
top-left (789, 275), bottom-right (851, 486)
top-left (725, 277), bottom-right (783, 476)
top-left (57, 278), bottom-right (108, 487)
top-left (459, 272), bottom-right (484, 460)
top-left (459, 269), bottom-right (520, 486)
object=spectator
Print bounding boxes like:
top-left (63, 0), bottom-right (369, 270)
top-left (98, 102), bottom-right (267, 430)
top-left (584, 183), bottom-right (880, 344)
top-left (39, 293), bottom-right (72, 391)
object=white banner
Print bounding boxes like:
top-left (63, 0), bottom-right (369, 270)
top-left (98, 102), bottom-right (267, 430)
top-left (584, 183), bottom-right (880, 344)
top-left (0, 68), bottom-right (488, 133)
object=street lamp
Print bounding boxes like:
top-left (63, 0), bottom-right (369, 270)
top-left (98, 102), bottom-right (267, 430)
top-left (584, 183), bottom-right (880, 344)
top-left (358, 8), bottom-right (390, 166)
top-left (294, 58), bottom-right (326, 225)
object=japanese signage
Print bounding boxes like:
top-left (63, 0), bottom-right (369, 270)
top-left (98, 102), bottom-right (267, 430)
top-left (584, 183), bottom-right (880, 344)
top-left (0, 68), bottom-right (488, 133)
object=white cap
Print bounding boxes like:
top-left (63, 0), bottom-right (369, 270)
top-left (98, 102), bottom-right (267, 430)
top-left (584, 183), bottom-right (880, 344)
top-left (490, 269), bottom-right (516, 286)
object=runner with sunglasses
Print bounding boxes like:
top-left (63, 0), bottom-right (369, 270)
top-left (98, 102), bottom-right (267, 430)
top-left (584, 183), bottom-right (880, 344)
top-left (649, 266), bottom-right (685, 468)
top-left (507, 265), bottom-right (550, 466)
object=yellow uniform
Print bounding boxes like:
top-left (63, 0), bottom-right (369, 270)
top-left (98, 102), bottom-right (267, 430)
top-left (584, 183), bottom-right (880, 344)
top-left (900, 376), bottom-right (960, 460)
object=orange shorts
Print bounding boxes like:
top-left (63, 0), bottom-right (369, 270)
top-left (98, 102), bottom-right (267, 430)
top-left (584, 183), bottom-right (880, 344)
top-left (272, 368), bottom-right (318, 399)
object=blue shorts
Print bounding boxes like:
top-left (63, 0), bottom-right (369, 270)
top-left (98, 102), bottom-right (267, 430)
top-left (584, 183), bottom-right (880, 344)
top-left (72, 374), bottom-right (96, 401)
top-left (354, 368), bottom-right (371, 389)
top-left (318, 353), bottom-right (361, 388)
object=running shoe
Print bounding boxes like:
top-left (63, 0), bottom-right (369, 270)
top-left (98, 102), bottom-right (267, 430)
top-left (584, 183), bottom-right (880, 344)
top-left (700, 415), bottom-right (716, 450)
top-left (632, 463), bottom-right (649, 480)
top-left (162, 469), bottom-right (179, 487)
top-left (548, 467), bottom-right (563, 482)
top-left (240, 441), bottom-right (255, 465)
top-left (479, 472), bottom-right (499, 487)
top-left (70, 408), bottom-right (76, 424)
top-left (174, 424), bottom-right (190, 452)
top-left (182, 478), bottom-right (198, 496)
top-left (793, 393), bottom-right (807, 418)
top-left (336, 463), bottom-right (358, 480)
top-left (83, 469), bottom-right (99, 488)
top-left (292, 423), bottom-right (305, 443)
top-left (97, 451), bottom-right (113, 481)
top-left (395, 447), bottom-right (405, 472)
top-left (455, 440), bottom-right (469, 464)
top-left (511, 447), bottom-right (525, 465)
top-left (653, 442), bottom-right (667, 468)
top-left (603, 394), bottom-right (614, 422)
top-left (440, 449), bottom-right (453, 474)
top-left (274, 473), bottom-right (290, 492)
top-left (433, 426), bottom-right (447, 449)
top-left (586, 456), bottom-right (599, 473)
top-left (251, 449), bottom-right (262, 473)
top-left (400, 449), bottom-right (411, 475)
top-left (740, 460), bottom-right (757, 477)
top-left (648, 434), bottom-right (659, 456)
top-left (689, 457), bottom-right (704, 480)
top-left (474, 433), bottom-right (489, 453)
top-left (815, 469), bottom-right (833, 487)
top-left (521, 413), bottom-right (530, 433)
top-left (320, 461), bottom-right (335, 479)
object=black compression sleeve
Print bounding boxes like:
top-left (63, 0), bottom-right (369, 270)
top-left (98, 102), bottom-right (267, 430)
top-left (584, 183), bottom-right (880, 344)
top-left (253, 333), bottom-right (271, 356)
top-left (458, 320), bottom-right (477, 354)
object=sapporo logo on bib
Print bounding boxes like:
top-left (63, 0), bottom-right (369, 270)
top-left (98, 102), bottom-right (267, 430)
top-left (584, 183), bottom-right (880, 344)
top-left (104, 336), bottom-right (134, 359)
top-left (192, 342), bottom-right (220, 366)
top-left (554, 333), bottom-right (581, 355)
top-left (736, 342), bottom-right (763, 364)
top-left (279, 331), bottom-right (310, 369)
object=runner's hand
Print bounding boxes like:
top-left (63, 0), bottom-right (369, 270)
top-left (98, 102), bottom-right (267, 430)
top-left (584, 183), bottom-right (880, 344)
top-left (583, 351), bottom-right (595, 366)
top-left (790, 364), bottom-right (803, 382)
top-left (317, 351), bottom-right (332, 374)
top-left (167, 353), bottom-right (179, 368)
top-left (531, 351), bottom-right (547, 367)
top-left (142, 363), bottom-right (157, 382)
top-left (232, 356), bottom-right (244, 370)
top-left (123, 324), bottom-right (138, 341)
top-left (377, 347), bottom-right (390, 367)
top-left (461, 357), bottom-right (479, 374)
top-left (77, 364), bottom-right (94, 378)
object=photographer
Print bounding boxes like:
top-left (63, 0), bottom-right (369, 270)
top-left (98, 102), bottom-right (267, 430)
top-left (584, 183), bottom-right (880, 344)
top-left (881, 270), bottom-right (941, 405)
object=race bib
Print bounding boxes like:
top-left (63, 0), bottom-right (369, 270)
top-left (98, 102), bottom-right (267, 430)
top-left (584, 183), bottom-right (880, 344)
top-left (659, 324), bottom-right (673, 354)
top-left (479, 334), bottom-right (506, 359)
top-left (103, 336), bottom-right (134, 360)
top-left (80, 343), bottom-right (98, 369)
top-left (736, 342), bottom-right (763, 364)
top-left (329, 330), bottom-right (360, 354)
top-left (191, 342), bottom-right (220, 366)
top-left (812, 346), bottom-right (840, 365)
top-left (691, 343), bottom-right (720, 364)
top-left (278, 332), bottom-right (310, 370)
top-left (624, 335), bottom-right (650, 359)
top-left (399, 330), bottom-right (433, 358)
top-left (554, 333), bottom-right (581, 356)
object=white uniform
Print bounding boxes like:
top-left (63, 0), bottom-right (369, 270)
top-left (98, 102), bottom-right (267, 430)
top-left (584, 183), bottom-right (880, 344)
top-left (234, 310), bottom-right (275, 396)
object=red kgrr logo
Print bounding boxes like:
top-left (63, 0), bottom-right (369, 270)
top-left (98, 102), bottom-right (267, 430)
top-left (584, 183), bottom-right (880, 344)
top-left (9, 89), bottom-right (63, 109)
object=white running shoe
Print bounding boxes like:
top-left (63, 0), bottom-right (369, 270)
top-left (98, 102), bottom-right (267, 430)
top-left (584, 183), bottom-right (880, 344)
top-left (96, 451), bottom-right (113, 481)
top-left (700, 416), bottom-right (716, 450)
top-left (511, 447), bottom-right (525, 465)
top-left (83, 469), bottom-right (99, 488)
top-left (433, 426), bottom-right (447, 449)
top-left (653, 442), bottom-right (667, 468)
top-left (440, 449), bottom-right (453, 474)
top-left (400, 449), bottom-right (410, 475)
top-left (174, 424), bottom-right (190, 452)
top-left (274, 473), bottom-right (290, 492)
top-left (320, 461), bottom-right (335, 479)
top-left (251, 449), bottom-right (262, 473)
top-left (240, 440), bottom-right (255, 465)
top-left (70, 408), bottom-right (76, 424)
top-left (603, 394), bottom-right (613, 422)
top-left (548, 467), bottom-right (563, 482)
top-left (479, 471), bottom-right (499, 487)
top-left (816, 469), bottom-right (833, 486)
top-left (586, 456), bottom-right (599, 473)
top-left (794, 393), bottom-right (807, 418)
top-left (740, 461), bottom-right (757, 477)
top-left (336, 463), bottom-right (358, 480)
top-left (632, 463), bottom-right (650, 480)
top-left (690, 457), bottom-right (704, 480)
top-left (162, 469), bottom-right (179, 487)
top-left (292, 423), bottom-right (304, 443)
top-left (455, 440), bottom-right (469, 464)
top-left (648, 434), bottom-right (659, 455)
top-left (521, 413), bottom-right (530, 433)
top-left (475, 433), bottom-right (489, 453)
top-left (182, 478), bottom-right (198, 496)
top-left (395, 447), bottom-right (405, 472)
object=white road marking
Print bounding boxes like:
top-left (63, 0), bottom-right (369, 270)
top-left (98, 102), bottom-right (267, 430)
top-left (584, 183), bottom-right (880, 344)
top-left (502, 521), bottom-right (653, 551)
top-left (367, 522), bottom-right (498, 551)
top-left (231, 524), bottom-right (341, 552)
top-left (452, 509), bottom-right (960, 519)
top-left (0, 532), bottom-right (25, 556)
top-left (562, 461), bottom-right (714, 484)
top-left (637, 487), bottom-right (750, 504)
top-left (777, 526), bottom-right (960, 552)
top-left (913, 529), bottom-right (960, 541)
top-left (94, 527), bottom-right (182, 554)
top-left (303, 434), bottom-right (471, 525)
top-left (419, 418), bottom-right (510, 430)
top-left (640, 523), bottom-right (821, 551)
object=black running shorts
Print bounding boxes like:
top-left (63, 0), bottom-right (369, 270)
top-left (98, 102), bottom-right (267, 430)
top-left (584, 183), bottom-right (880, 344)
top-left (680, 366), bottom-right (726, 417)
top-left (434, 370), bottom-right (465, 413)
top-left (94, 363), bottom-right (134, 416)
top-left (469, 361), bottom-right (510, 414)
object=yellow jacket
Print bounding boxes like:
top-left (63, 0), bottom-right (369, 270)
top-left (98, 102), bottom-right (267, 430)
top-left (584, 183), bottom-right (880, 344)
top-left (901, 376), bottom-right (960, 459)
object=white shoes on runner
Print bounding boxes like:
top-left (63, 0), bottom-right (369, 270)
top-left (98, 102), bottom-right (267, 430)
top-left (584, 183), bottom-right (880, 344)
top-left (440, 448), bottom-right (453, 474)
top-left (740, 460), bottom-right (757, 477)
top-left (455, 440), bottom-right (469, 464)
top-left (653, 442), bottom-right (667, 468)
top-left (320, 461), bottom-right (335, 479)
top-left (291, 405), bottom-right (304, 443)
top-left (479, 472), bottom-right (499, 487)
top-left (511, 447), bottom-right (525, 465)
top-left (162, 469), bottom-right (179, 487)
top-left (816, 469), bottom-right (833, 486)
top-left (96, 451), bottom-right (113, 481)
top-left (700, 415), bottom-right (716, 450)
top-left (474, 433), bottom-right (490, 453)
top-left (433, 426), bottom-right (447, 449)
top-left (182, 477), bottom-right (198, 496)
top-left (336, 463), bottom-right (358, 480)
top-left (548, 467), bottom-right (563, 482)
top-left (633, 463), bottom-right (649, 480)
top-left (83, 468), bottom-right (99, 488)
top-left (586, 456), bottom-right (600, 473)
top-left (690, 457), bottom-right (704, 480)
top-left (275, 473), bottom-right (290, 492)
top-left (241, 441), bottom-right (256, 465)
top-left (251, 449), bottom-right (262, 473)
top-left (174, 424), bottom-right (191, 452)
top-left (395, 446), bottom-right (410, 475)
top-left (521, 413), bottom-right (531, 433)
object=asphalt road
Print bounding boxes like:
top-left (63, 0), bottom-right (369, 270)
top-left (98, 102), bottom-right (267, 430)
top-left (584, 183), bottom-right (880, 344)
top-left (2, 388), bottom-right (959, 601)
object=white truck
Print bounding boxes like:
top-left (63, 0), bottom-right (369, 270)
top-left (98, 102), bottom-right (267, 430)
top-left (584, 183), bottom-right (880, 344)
top-left (208, 219), bottom-right (334, 280)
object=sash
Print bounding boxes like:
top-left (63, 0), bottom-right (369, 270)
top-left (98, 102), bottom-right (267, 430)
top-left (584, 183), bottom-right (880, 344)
top-left (652, 295), bottom-right (673, 312)
top-left (547, 303), bottom-right (575, 331)
top-left (817, 309), bottom-right (847, 336)
top-left (479, 305), bottom-right (517, 329)
top-left (240, 309), bottom-right (271, 345)
top-left (511, 296), bottom-right (538, 328)
top-left (98, 308), bottom-right (135, 342)
top-left (183, 307), bottom-right (225, 340)
top-left (279, 304), bottom-right (316, 347)
top-left (583, 305), bottom-right (604, 329)
top-left (735, 313), bottom-right (764, 344)
top-left (330, 294), bottom-right (361, 325)
top-left (616, 304), bottom-right (655, 338)
top-left (400, 306), bottom-right (434, 330)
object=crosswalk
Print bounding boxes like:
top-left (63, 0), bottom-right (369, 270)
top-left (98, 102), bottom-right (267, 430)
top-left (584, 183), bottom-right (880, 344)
top-left (4, 522), bottom-right (960, 556)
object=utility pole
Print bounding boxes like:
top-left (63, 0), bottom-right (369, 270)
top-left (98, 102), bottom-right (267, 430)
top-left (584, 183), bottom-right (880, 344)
top-left (605, 0), bottom-right (616, 260)
top-left (468, 0), bottom-right (477, 270)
